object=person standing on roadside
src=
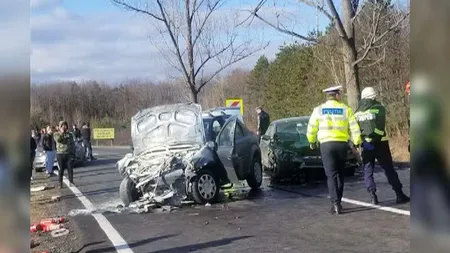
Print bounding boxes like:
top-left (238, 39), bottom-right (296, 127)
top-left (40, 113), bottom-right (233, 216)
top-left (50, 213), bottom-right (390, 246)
top-left (354, 87), bottom-right (410, 205)
top-left (72, 124), bottom-right (81, 140)
top-left (42, 126), bottom-right (57, 177)
top-left (81, 122), bottom-right (96, 161)
top-left (255, 106), bottom-right (270, 142)
top-left (54, 121), bottom-right (76, 188)
top-left (30, 132), bottom-right (37, 181)
top-left (307, 85), bottom-right (362, 215)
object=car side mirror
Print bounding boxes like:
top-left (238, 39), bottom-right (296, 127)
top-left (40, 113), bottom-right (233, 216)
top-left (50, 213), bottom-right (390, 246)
top-left (206, 141), bottom-right (218, 151)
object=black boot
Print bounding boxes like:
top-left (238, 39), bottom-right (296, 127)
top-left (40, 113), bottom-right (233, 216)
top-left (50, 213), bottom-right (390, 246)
top-left (396, 191), bottom-right (410, 204)
top-left (329, 203), bottom-right (342, 215)
top-left (370, 192), bottom-right (379, 205)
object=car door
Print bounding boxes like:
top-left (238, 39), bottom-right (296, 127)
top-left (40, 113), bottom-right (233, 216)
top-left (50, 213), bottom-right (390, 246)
top-left (260, 123), bottom-right (275, 167)
top-left (215, 118), bottom-right (240, 183)
top-left (233, 121), bottom-right (252, 179)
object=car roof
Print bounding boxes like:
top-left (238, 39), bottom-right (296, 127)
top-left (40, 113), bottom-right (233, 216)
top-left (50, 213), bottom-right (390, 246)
top-left (272, 116), bottom-right (310, 125)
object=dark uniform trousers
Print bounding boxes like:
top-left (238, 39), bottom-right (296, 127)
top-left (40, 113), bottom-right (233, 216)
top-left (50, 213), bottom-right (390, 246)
top-left (362, 141), bottom-right (403, 193)
top-left (57, 153), bottom-right (75, 185)
top-left (320, 141), bottom-right (348, 204)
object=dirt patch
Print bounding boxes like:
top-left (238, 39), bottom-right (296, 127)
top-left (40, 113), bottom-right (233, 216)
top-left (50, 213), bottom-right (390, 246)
top-left (30, 172), bottom-right (83, 253)
top-left (389, 135), bottom-right (410, 162)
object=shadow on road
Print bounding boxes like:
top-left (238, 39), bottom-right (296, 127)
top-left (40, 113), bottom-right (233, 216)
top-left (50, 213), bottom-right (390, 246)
top-left (61, 186), bottom-right (119, 200)
top-left (75, 166), bottom-right (118, 176)
top-left (71, 241), bottom-right (105, 253)
top-left (149, 235), bottom-right (253, 253)
top-left (85, 234), bottom-right (178, 253)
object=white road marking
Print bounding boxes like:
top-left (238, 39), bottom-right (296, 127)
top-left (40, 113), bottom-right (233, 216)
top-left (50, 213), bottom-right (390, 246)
top-left (53, 170), bottom-right (134, 253)
top-left (341, 197), bottom-right (410, 216)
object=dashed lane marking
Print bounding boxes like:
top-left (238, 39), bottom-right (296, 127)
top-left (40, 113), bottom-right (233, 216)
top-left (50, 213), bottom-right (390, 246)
top-left (53, 170), bottom-right (134, 253)
top-left (341, 197), bottom-right (410, 216)
top-left (267, 178), bottom-right (410, 216)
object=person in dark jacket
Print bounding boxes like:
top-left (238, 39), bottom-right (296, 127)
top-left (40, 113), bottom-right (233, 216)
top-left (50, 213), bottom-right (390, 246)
top-left (72, 124), bottom-right (81, 139)
top-left (30, 133), bottom-right (37, 181)
top-left (354, 87), bottom-right (410, 205)
top-left (81, 122), bottom-right (95, 160)
top-left (256, 106), bottom-right (270, 142)
top-left (42, 126), bottom-right (57, 177)
top-left (54, 121), bottom-right (76, 188)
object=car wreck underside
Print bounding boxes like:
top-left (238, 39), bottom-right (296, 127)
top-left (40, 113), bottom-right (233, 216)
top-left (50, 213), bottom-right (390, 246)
top-left (117, 103), bottom-right (229, 206)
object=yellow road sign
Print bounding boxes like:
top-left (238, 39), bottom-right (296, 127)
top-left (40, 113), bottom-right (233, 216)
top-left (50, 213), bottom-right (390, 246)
top-left (225, 98), bottom-right (244, 115)
top-left (93, 128), bottom-right (115, 140)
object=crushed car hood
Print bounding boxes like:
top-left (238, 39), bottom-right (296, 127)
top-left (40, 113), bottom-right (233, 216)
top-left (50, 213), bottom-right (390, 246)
top-left (131, 103), bottom-right (205, 156)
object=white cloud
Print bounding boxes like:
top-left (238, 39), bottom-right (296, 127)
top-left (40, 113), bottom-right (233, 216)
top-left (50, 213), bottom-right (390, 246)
top-left (30, 2), bottom-right (304, 83)
top-left (31, 0), bottom-right (61, 10)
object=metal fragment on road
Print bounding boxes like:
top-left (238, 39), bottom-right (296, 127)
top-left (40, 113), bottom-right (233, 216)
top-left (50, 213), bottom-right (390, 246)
top-left (205, 203), bottom-right (211, 207)
top-left (31, 185), bottom-right (47, 192)
top-left (51, 195), bottom-right (61, 202)
top-left (51, 228), bottom-right (69, 238)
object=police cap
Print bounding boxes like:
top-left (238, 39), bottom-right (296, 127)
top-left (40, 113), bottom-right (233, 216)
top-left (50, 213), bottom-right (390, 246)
top-left (322, 85), bottom-right (343, 95)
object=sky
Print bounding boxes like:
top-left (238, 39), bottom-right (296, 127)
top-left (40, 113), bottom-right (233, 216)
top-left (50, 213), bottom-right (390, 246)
top-left (29, 0), bottom-right (333, 84)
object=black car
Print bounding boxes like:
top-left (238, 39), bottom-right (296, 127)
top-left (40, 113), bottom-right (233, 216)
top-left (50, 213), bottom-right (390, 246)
top-left (260, 116), bottom-right (359, 183)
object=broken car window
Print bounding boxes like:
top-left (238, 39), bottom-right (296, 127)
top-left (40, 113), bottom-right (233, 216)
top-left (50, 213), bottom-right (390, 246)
top-left (218, 121), bottom-right (234, 147)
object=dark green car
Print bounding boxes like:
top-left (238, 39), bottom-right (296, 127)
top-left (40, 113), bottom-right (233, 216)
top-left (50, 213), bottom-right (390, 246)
top-left (260, 116), bottom-right (359, 183)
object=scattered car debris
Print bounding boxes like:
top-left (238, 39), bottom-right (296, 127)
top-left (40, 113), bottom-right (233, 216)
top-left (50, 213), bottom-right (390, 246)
top-left (205, 203), bottom-right (211, 207)
top-left (51, 228), bottom-right (69, 238)
top-left (188, 213), bottom-right (200, 216)
top-left (204, 221), bottom-right (209, 225)
top-left (31, 185), bottom-right (47, 192)
top-left (50, 196), bottom-right (61, 202)
top-left (30, 239), bottom-right (39, 248)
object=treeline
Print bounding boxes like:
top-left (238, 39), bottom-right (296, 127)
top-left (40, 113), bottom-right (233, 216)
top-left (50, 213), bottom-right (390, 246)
top-left (31, 14), bottom-right (409, 144)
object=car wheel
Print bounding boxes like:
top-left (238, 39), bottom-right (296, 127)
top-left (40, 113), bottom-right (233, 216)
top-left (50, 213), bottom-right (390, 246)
top-left (246, 157), bottom-right (263, 190)
top-left (119, 177), bottom-right (140, 206)
top-left (191, 169), bottom-right (220, 204)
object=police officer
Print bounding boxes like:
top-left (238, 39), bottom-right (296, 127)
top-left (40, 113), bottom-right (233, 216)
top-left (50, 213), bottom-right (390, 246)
top-left (307, 85), bottom-right (362, 215)
top-left (354, 87), bottom-right (410, 205)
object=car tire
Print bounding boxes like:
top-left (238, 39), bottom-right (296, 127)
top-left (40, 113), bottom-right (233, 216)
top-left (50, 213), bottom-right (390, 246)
top-left (119, 177), bottom-right (139, 206)
top-left (246, 156), bottom-right (263, 190)
top-left (191, 169), bottom-right (220, 204)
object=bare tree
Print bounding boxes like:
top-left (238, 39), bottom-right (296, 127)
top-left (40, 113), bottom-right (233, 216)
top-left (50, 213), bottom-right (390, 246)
top-left (111, 0), bottom-right (267, 103)
top-left (246, 0), bottom-right (409, 108)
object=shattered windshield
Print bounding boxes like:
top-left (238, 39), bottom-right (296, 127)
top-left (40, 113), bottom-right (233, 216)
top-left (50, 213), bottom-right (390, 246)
top-left (275, 119), bottom-right (309, 146)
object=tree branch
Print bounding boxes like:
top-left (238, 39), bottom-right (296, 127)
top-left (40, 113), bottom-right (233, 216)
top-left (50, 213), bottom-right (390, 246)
top-left (298, 0), bottom-right (334, 21)
top-left (246, 0), bottom-right (317, 42)
top-left (192, 0), bottom-right (223, 47)
top-left (359, 48), bottom-right (385, 69)
top-left (194, 37), bottom-right (235, 78)
top-left (111, 0), bottom-right (164, 21)
top-left (353, 10), bottom-right (410, 66)
top-left (197, 43), bottom-right (268, 92)
top-left (325, 0), bottom-right (349, 41)
top-left (155, 0), bottom-right (191, 83)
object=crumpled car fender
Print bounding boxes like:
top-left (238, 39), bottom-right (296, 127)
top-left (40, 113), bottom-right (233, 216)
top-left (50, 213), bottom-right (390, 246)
top-left (116, 153), bottom-right (134, 177)
top-left (186, 146), bottom-right (227, 182)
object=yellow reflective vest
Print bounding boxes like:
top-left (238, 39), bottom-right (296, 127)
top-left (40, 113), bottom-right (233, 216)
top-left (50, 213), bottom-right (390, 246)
top-left (307, 100), bottom-right (362, 145)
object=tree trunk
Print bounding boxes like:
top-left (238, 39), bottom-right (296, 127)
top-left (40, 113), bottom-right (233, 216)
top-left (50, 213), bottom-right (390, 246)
top-left (342, 40), bottom-right (360, 110)
top-left (190, 88), bottom-right (198, 103)
top-left (341, 0), bottom-right (361, 110)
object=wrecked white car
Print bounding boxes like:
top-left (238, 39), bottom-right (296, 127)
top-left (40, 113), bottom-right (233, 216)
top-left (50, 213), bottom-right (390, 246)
top-left (116, 103), bottom-right (263, 206)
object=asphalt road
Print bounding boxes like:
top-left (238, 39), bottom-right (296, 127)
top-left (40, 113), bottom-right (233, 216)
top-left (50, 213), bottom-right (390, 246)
top-left (50, 146), bottom-right (410, 253)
